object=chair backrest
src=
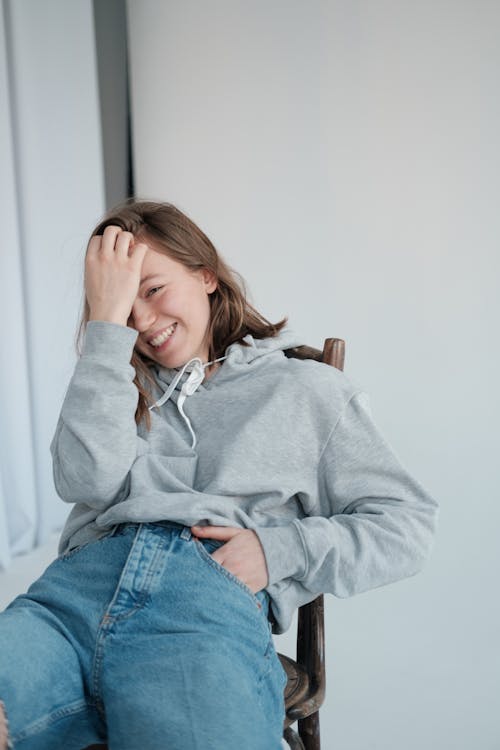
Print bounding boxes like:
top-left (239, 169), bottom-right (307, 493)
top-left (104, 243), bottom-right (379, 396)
top-left (281, 338), bottom-right (345, 750)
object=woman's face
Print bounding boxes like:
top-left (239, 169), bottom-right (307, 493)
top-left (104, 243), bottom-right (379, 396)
top-left (129, 246), bottom-right (217, 369)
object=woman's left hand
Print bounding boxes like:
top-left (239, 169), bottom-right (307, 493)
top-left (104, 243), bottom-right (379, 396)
top-left (191, 525), bottom-right (269, 594)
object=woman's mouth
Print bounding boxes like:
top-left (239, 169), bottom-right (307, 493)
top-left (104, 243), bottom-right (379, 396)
top-left (148, 323), bottom-right (177, 350)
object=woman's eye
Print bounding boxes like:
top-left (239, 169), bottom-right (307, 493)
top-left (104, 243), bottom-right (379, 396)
top-left (146, 286), bottom-right (162, 298)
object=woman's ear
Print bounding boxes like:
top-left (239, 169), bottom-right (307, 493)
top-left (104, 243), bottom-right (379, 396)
top-left (202, 268), bottom-right (217, 294)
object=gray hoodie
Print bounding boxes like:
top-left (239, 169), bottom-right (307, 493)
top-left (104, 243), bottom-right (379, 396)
top-left (51, 321), bottom-right (439, 634)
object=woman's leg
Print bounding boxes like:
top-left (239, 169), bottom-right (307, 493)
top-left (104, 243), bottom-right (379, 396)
top-left (0, 527), bottom-right (123, 749)
top-left (0, 576), bottom-right (104, 749)
top-left (96, 522), bottom-right (287, 750)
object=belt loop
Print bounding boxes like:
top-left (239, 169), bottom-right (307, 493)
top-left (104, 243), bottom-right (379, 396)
top-left (180, 526), bottom-right (192, 541)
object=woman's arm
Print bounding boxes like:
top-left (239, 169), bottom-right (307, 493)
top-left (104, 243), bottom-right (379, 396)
top-left (254, 391), bottom-right (440, 596)
top-left (50, 320), bottom-right (145, 510)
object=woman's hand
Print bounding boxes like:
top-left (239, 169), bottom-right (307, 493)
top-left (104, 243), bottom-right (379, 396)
top-left (85, 225), bottom-right (148, 326)
top-left (191, 525), bottom-right (269, 594)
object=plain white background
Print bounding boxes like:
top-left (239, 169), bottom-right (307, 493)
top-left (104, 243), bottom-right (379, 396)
top-left (126, 2), bottom-right (499, 748)
top-left (1, 2), bottom-right (498, 748)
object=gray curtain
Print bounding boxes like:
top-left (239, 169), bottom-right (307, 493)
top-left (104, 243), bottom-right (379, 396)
top-left (0, 0), bottom-right (127, 568)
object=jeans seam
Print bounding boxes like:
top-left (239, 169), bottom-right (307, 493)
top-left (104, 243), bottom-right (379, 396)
top-left (89, 524), bottom-right (146, 705)
top-left (9, 699), bottom-right (90, 744)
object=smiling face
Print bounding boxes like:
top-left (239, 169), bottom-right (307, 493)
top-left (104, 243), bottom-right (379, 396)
top-left (129, 246), bottom-right (217, 370)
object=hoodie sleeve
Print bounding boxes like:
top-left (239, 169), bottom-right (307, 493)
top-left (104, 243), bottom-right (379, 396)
top-left (50, 320), bottom-right (144, 510)
top-left (254, 391), bottom-right (439, 595)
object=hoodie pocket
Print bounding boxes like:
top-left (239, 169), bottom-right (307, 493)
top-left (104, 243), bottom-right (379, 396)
top-left (194, 537), bottom-right (268, 614)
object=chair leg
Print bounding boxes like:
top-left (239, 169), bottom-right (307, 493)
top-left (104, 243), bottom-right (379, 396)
top-left (283, 726), bottom-right (306, 749)
top-left (298, 711), bottom-right (321, 750)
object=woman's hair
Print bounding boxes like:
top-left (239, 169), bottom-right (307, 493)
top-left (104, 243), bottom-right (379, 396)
top-left (77, 198), bottom-right (288, 430)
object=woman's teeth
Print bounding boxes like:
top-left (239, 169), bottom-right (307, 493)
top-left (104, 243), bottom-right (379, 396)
top-left (150, 323), bottom-right (176, 347)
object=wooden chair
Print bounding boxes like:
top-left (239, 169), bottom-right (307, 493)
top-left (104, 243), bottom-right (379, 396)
top-left (85, 337), bottom-right (345, 750)
top-left (279, 337), bottom-right (345, 750)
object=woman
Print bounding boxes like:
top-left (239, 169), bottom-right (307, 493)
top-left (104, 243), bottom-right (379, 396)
top-left (0, 200), bottom-right (439, 749)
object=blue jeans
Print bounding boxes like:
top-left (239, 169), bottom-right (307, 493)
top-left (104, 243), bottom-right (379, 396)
top-left (0, 521), bottom-right (288, 749)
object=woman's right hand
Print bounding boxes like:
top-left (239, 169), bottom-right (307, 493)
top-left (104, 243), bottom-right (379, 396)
top-left (85, 225), bottom-right (148, 326)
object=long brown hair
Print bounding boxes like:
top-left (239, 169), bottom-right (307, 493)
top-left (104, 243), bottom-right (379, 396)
top-left (76, 199), bottom-right (288, 430)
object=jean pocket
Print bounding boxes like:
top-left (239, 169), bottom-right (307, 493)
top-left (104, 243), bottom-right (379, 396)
top-left (58, 542), bottom-right (90, 561)
top-left (194, 537), bottom-right (268, 615)
top-left (57, 530), bottom-right (115, 561)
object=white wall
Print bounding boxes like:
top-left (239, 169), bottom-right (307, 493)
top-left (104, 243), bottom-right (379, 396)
top-left (126, 1), bottom-right (500, 748)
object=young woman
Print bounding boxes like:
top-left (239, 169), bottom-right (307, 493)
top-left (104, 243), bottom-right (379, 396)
top-left (0, 200), bottom-right (439, 750)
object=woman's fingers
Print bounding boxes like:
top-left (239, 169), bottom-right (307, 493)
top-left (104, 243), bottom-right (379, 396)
top-left (86, 234), bottom-right (104, 257)
top-left (129, 241), bottom-right (148, 270)
top-left (87, 225), bottom-right (118, 257)
top-left (87, 225), bottom-right (136, 258)
top-left (84, 226), bottom-right (149, 326)
top-left (93, 226), bottom-right (148, 263)
top-left (114, 229), bottom-right (136, 258)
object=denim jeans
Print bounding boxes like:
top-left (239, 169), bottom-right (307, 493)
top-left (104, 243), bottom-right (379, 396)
top-left (0, 521), bottom-right (288, 749)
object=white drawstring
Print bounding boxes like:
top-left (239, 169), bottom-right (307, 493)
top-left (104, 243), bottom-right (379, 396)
top-left (149, 355), bottom-right (227, 449)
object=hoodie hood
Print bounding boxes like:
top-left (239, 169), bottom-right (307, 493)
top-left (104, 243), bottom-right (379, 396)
top-left (148, 327), bottom-right (306, 449)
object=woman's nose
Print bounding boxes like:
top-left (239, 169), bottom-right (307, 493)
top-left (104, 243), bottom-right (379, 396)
top-left (130, 300), bottom-right (156, 332)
